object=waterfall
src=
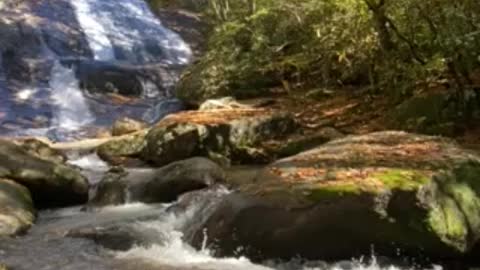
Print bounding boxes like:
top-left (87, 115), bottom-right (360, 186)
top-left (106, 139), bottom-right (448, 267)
top-left (49, 61), bottom-right (95, 130)
top-left (70, 0), bottom-right (192, 65)
top-left (70, 0), bottom-right (116, 61)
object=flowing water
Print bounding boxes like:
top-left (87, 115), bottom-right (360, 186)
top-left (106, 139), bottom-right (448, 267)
top-left (0, 154), bottom-right (444, 270)
top-left (0, 0), bottom-right (191, 141)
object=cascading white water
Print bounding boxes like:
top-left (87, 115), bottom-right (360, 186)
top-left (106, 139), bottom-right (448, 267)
top-left (49, 61), bottom-right (95, 130)
top-left (70, 0), bottom-right (192, 65)
top-left (70, 0), bottom-right (116, 61)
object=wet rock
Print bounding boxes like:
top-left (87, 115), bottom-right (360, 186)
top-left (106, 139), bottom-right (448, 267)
top-left (88, 169), bottom-right (129, 207)
top-left (0, 178), bottom-right (35, 236)
top-left (89, 157), bottom-right (225, 206)
top-left (0, 139), bottom-right (88, 207)
top-left (68, 225), bottom-right (165, 251)
top-left (97, 130), bottom-right (149, 164)
top-left (142, 109), bottom-right (297, 166)
top-left (194, 131), bottom-right (480, 261)
top-left (112, 117), bottom-right (147, 136)
top-left (75, 61), bottom-right (144, 96)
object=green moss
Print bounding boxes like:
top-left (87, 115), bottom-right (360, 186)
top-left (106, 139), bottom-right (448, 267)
top-left (428, 197), bottom-right (469, 252)
top-left (376, 169), bottom-right (430, 191)
top-left (307, 183), bottom-right (362, 201)
top-left (423, 162), bottom-right (480, 252)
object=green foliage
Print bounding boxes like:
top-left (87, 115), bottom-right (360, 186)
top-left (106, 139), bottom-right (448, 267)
top-left (187, 0), bottom-right (480, 117)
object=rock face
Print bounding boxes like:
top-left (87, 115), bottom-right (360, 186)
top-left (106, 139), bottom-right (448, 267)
top-left (0, 139), bottom-right (88, 207)
top-left (0, 178), bottom-right (35, 236)
top-left (142, 109), bottom-right (297, 166)
top-left (194, 131), bottom-right (480, 261)
top-left (89, 157), bottom-right (225, 207)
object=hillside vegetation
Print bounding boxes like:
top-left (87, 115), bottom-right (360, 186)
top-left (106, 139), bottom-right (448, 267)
top-left (151, 0), bottom-right (480, 134)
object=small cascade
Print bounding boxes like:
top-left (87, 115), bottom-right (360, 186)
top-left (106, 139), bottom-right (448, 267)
top-left (49, 61), bottom-right (95, 131)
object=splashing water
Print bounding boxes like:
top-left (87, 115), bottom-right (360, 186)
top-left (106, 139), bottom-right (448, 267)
top-left (0, 182), bottom-right (443, 270)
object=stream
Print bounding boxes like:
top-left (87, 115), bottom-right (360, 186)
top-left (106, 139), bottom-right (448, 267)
top-left (0, 155), bottom-right (442, 270)
top-left (0, 0), bottom-right (449, 269)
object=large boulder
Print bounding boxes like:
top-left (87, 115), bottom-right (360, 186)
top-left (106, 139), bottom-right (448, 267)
top-left (0, 139), bottom-right (88, 207)
top-left (142, 108), bottom-right (297, 166)
top-left (0, 178), bottom-right (35, 236)
top-left (89, 157), bottom-right (225, 207)
top-left (193, 131), bottom-right (480, 261)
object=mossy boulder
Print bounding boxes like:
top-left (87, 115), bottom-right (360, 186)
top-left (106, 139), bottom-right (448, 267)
top-left (97, 130), bottom-right (149, 164)
top-left (142, 109), bottom-right (297, 166)
top-left (0, 178), bottom-right (35, 236)
top-left (0, 139), bottom-right (88, 207)
top-left (17, 138), bottom-right (66, 164)
top-left (193, 131), bottom-right (480, 261)
top-left (175, 61), bottom-right (275, 107)
top-left (391, 92), bottom-right (457, 136)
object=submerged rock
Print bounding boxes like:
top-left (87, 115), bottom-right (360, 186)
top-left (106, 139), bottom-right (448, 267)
top-left (194, 131), bottom-right (480, 261)
top-left (142, 108), bottom-right (297, 166)
top-left (0, 139), bottom-right (88, 207)
top-left (68, 225), bottom-right (165, 251)
top-left (0, 178), bottom-right (35, 236)
top-left (89, 157), bottom-right (225, 207)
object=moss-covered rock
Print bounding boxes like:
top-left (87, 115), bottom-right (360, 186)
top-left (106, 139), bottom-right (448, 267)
top-left (175, 59), bottom-right (274, 107)
top-left (0, 178), bottom-right (35, 236)
top-left (193, 131), bottom-right (480, 261)
top-left (17, 138), bottom-right (66, 164)
top-left (391, 92), bottom-right (457, 136)
top-left (142, 109), bottom-right (297, 166)
top-left (97, 130), bottom-right (149, 164)
top-left (0, 139), bottom-right (88, 207)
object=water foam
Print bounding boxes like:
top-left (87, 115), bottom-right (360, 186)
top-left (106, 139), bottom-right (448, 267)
top-left (115, 187), bottom-right (442, 270)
